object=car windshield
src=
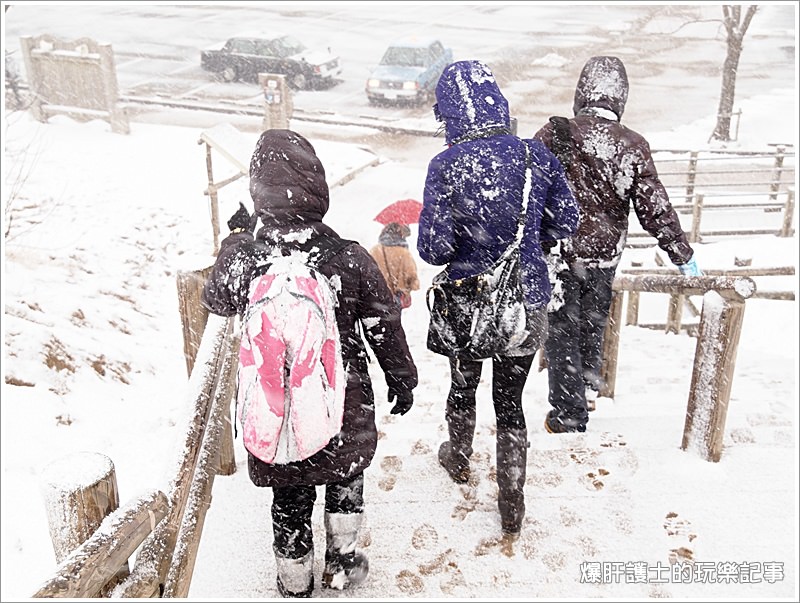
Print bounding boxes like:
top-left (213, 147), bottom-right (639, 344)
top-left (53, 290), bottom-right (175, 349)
top-left (381, 46), bottom-right (426, 67)
top-left (271, 35), bottom-right (306, 58)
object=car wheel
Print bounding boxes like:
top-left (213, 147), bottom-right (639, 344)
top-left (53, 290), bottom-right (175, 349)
top-left (221, 66), bottom-right (238, 82)
top-left (291, 73), bottom-right (307, 90)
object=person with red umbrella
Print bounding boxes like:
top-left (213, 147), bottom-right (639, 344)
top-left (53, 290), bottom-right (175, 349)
top-left (373, 198), bottom-right (423, 226)
top-left (369, 220), bottom-right (419, 311)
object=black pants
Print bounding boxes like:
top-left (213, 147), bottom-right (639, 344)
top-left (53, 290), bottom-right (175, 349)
top-left (545, 263), bottom-right (616, 428)
top-left (448, 354), bottom-right (534, 430)
top-left (271, 472), bottom-right (364, 559)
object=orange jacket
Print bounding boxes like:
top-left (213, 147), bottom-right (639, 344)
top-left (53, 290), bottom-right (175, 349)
top-left (369, 244), bottom-right (420, 296)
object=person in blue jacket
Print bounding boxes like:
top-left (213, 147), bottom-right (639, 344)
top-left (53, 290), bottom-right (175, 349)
top-left (417, 60), bottom-right (579, 537)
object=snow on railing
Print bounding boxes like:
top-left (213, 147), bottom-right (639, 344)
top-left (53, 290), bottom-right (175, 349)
top-left (34, 267), bottom-right (238, 598)
top-left (602, 274), bottom-right (756, 463)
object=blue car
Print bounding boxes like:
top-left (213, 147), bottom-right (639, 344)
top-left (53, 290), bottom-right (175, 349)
top-left (366, 38), bottom-right (453, 105)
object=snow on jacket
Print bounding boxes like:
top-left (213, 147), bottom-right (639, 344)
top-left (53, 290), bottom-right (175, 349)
top-left (417, 60), bottom-right (579, 309)
top-left (202, 129), bottom-right (418, 488)
top-left (533, 55), bottom-right (694, 267)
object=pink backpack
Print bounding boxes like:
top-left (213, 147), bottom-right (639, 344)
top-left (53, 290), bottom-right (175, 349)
top-left (237, 250), bottom-right (346, 464)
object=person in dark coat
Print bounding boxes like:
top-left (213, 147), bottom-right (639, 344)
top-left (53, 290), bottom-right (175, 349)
top-left (417, 60), bottom-right (578, 537)
top-left (202, 129), bottom-right (418, 597)
top-left (533, 55), bottom-right (701, 433)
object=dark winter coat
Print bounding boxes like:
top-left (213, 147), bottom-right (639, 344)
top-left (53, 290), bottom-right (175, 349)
top-left (533, 56), bottom-right (694, 267)
top-left (202, 129), bottom-right (418, 488)
top-left (417, 60), bottom-right (579, 309)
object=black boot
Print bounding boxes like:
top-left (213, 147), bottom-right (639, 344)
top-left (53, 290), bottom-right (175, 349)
top-left (438, 406), bottom-right (476, 484)
top-left (322, 512), bottom-right (369, 590)
top-left (274, 549), bottom-right (314, 598)
top-left (496, 427), bottom-right (528, 535)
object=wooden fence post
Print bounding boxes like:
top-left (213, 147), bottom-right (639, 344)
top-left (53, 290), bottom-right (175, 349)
top-left (769, 145), bottom-right (785, 202)
top-left (217, 412), bottom-right (237, 476)
top-left (780, 189), bottom-right (795, 237)
top-left (681, 291), bottom-right (747, 462)
top-left (666, 292), bottom-right (684, 335)
top-left (685, 151), bottom-right (699, 204)
top-left (204, 144), bottom-right (221, 256)
top-left (177, 266), bottom-right (213, 377)
top-left (40, 452), bottom-right (129, 594)
top-left (625, 291), bottom-right (640, 326)
top-left (599, 290), bottom-right (623, 398)
top-left (216, 333), bottom-right (240, 477)
top-left (33, 490), bottom-right (167, 598)
top-left (689, 193), bottom-right (704, 243)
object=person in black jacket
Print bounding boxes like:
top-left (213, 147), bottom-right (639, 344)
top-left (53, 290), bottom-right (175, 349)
top-left (202, 129), bottom-right (418, 597)
top-left (533, 56), bottom-right (701, 433)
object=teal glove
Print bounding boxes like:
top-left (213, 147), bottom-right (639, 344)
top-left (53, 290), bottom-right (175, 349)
top-left (677, 257), bottom-right (703, 277)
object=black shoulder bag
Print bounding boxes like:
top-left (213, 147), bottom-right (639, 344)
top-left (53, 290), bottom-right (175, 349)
top-left (425, 142), bottom-right (532, 360)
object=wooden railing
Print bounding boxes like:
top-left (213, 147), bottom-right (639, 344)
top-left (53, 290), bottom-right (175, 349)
top-left (625, 146), bottom-right (796, 243)
top-left (29, 260), bottom-right (774, 595)
top-left (32, 267), bottom-right (236, 598)
top-left (620, 264), bottom-right (795, 335)
top-left (599, 274), bottom-right (757, 463)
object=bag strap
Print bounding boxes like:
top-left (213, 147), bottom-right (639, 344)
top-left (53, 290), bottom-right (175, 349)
top-left (380, 246), bottom-right (398, 295)
top-left (549, 116), bottom-right (573, 170)
top-left (307, 238), bottom-right (356, 269)
top-left (496, 140), bottom-right (532, 264)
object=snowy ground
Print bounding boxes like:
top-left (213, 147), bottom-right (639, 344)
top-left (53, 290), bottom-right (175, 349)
top-left (2, 5), bottom-right (798, 600)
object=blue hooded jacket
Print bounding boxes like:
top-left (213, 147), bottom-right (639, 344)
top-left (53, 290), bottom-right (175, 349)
top-left (418, 60), bottom-right (579, 308)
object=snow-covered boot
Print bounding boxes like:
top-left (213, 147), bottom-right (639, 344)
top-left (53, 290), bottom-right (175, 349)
top-left (275, 549), bottom-right (314, 598)
top-left (438, 406), bottom-right (476, 484)
top-left (496, 427), bottom-right (528, 535)
top-left (322, 512), bottom-right (369, 590)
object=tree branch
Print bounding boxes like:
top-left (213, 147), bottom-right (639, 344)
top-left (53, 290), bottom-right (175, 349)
top-left (740, 5), bottom-right (758, 37)
top-left (663, 18), bottom-right (724, 36)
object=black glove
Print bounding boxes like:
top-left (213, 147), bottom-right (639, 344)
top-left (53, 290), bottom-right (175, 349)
top-left (388, 387), bottom-right (413, 416)
top-left (227, 202), bottom-right (255, 233)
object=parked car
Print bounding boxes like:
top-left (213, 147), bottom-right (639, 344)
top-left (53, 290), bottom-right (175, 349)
top-left (365, 38), bottom-right (453, 105)
top-left (201, 34), bottom-right (342, 90)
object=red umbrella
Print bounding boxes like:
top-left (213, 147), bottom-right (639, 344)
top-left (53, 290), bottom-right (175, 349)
top-left (374, 199), bottom-right (423, 226)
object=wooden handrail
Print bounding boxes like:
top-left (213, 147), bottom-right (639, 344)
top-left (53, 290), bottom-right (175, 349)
top-left (163, 328), bottom-right (240, 597)
top-left (601, 274), bottom-right (757, 462)
top-left (113, 314), bottom-right (233, 597)
top-left (612, 274), bottom-right (755, 302)
top-left (33, 490), bottom-right (168, 598)
top-left (620, 266), bottom-right (795, 277)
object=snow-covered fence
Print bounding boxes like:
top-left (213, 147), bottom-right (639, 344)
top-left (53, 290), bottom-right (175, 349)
top-left (113, 312), bottom-right (238, 597)
top-left (626, 147), bottom-right (796, 243)
top-left (33, 490), bottom-right (168, 598)
top-left (601, 274), bottom-right (756, 462)
top-left (162, 326), bottom-right (238, 596)
top-left (176, 266), bottom-right (214, 376)
top-left (19, 34), bottom-right (129, 134)
top-left (620, 265), bottom-right (795, 334)
top-left (33, 307), bottom-right (238, 598)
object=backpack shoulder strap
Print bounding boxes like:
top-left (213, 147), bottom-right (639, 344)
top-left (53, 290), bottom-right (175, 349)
top-left (307, 238), bottom-right (357, 269)
top-left (548, 116), bottom-right (573, 170)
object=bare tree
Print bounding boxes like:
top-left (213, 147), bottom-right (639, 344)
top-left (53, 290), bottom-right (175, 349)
top-left (710, 5), bottom-right (758, 142)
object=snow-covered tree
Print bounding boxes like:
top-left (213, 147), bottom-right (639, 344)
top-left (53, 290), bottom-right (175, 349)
top-left (710, 5), bottom-right (758, 142)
